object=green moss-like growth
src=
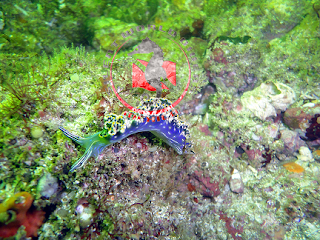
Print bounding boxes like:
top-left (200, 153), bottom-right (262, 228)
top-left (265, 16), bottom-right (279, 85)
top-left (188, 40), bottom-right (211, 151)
top-left (0, 52), bottom-right (66, 118)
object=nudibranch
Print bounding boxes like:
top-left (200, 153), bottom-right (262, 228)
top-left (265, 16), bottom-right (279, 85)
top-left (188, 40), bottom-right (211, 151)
top-left (60, 98), bottom-right (192, 172)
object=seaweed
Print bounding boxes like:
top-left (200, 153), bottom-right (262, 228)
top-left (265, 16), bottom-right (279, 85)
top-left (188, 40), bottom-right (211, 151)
top-left (0, 53), bottom-right (63, 119)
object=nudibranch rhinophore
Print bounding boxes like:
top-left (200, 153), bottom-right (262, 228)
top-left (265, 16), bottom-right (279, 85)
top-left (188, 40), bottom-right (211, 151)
top-left (60, 98), bottom-right (192, 172)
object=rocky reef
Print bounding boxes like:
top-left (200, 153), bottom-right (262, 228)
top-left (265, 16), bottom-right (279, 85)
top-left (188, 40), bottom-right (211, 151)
top-left (1, 0), bottom-right (320, 239)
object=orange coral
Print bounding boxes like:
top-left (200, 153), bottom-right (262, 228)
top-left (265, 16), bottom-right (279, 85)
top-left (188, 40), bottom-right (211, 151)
top-left (283, 162), bottom-right (304, 173)
top-left (0, 192), bottom-right (45, 238)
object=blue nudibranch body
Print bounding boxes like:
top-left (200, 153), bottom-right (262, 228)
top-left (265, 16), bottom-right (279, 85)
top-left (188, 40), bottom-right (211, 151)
top-left (60, 98), bottom-right (192, 172)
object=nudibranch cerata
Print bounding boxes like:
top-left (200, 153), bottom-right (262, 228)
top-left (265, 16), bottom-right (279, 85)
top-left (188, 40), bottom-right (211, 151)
top-left (60, 98), bottom-right (192, 172)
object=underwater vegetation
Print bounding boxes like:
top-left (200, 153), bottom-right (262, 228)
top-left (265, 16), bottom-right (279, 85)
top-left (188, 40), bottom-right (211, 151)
top-left (0, 53), bottom-right (62, 119)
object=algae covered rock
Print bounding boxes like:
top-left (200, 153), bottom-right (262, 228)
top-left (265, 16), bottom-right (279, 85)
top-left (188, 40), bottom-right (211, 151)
top-left (90, 17), bottom-right (138, 50)
top-left (297, 146), bottom-right (314, 162)
top-left (241, 82), bottom-right (296, 120)
top-left (37, 173), bottom-right (59, 198)
top-left (284, 103), bottom-right (320, 140)
top-left (278, 129), bottom-right (306, 157)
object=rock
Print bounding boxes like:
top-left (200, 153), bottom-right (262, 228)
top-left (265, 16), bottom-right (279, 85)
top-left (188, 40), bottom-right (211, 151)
top-left (297, 146), bottom-right (314, 162)
top-left (229, 169), bottom-right (244, 194)
top-left (204, 40), bottom-right (260, 95)
top-left (241, 82), bottom-right (295, 121)
top-left (190, 170), bottom-right (228, 198)
top-left (179, 86), bottom-right (215, 116)
top-left (79, 205), bottom-right (95, 228)
top-left (279, 129), bottom-right (306, 156)
top-left (242, 93), bottom-right (276, 120)
top-left (284, 103), bottom-right (320, 139)
top-left (193, 103), bottom-right (206, 115)
top-left (266, 82), bottom-right (296, 111)
top-left (37, 173), bottom-right (59, 198)
top-left (284, 108), bottom-right (313, 131)
top-left (201, 84), bottom-right (216, 104)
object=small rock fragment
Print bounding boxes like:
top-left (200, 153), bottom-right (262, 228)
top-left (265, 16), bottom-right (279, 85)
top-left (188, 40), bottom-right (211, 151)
top-left (229, 169), bottom-right (244, 194)
top-left (297, 146), bottom-right (314, 162)
top-left (79, 205), bottom-right (95, 228)
top-left (279, 129), bottom-right (306, 156)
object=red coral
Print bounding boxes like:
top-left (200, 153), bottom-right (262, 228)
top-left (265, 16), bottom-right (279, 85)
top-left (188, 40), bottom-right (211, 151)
top-left (0, 192), bottom-right (45, 238)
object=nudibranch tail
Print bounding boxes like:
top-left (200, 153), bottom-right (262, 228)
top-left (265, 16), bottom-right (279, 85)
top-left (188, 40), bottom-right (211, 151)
top-left (59, 127), bottom-right (111, 172)
top-left (60, 98), bottom-right (192, 172)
